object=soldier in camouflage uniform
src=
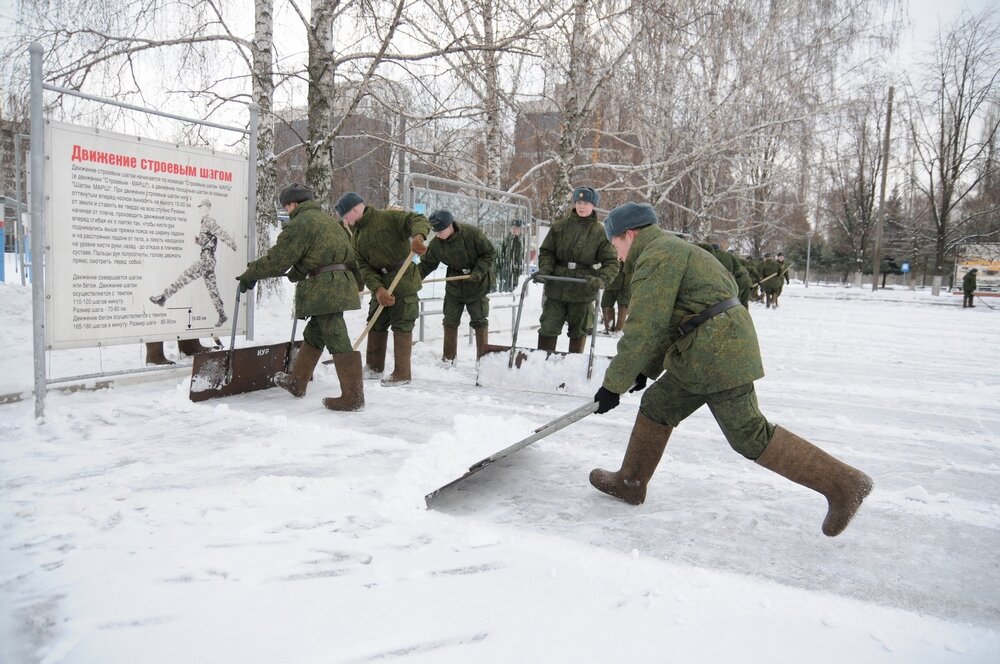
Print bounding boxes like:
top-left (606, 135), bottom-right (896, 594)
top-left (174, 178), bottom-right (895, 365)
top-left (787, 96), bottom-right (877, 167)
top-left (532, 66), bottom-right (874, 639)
top-left (600, 260), bottom-right (630, 334)
top-left (590, 202), bottom-right (873, 537)
top-left (336, 191), bottom-right (431, 387)
top-left (495, 219), bottom-right (525, 292)
top-left (535, 186), bottom-right (619, 353)
top-left (150, 199), bottom-right (236, 327)
top-left (697, 242), bottom-right (752, 309)
top-left (236, 184), bottom-right (364, 411)
top-left (759, 252), bottom-right (785, 308)
top-left (418, 210), bottom-right (497, 362)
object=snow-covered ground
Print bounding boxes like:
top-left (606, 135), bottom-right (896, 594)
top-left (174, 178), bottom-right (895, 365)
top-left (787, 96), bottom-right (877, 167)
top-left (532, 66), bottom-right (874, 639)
top-left (1, 264), bottom-right (999, 663)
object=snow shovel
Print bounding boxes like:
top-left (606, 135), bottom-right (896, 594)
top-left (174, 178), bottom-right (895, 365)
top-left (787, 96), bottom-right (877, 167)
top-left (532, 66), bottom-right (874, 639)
top-left (475, 274), bottom-right (612, 396)
top-left (425, 399), bottom-right (600, 502)
top-left (188, 285), bottom-right (300, 402)
top-left (350, 251), bottom-right (416, 352)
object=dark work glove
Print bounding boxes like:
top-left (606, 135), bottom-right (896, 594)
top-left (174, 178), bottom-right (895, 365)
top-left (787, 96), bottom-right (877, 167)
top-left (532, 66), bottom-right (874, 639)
top-left (531, 272), bottom-right (546, 283)
top-left (586, 276), bottom-right (602, 290)
top-left (594, 387), bottom-right (620, 414)
top-left (237, 274), bottom-right (257, 293)
top-left (628, 374), bottom-right (648, 393)
top-left (375, 287), bottom-right (396, 308)
top-left (467, 272), bottom-right (483, 284)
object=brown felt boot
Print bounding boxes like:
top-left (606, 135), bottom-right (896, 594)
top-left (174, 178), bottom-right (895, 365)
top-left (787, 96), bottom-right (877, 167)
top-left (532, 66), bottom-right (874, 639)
top-left (442, 325), bottom-right (458, 363)
top-left (602, 307), bottom-right (615, 333)
top-left (382, 331), bottom-right (412, 387)
top-left (323, 351), bottom-right (365, 411)
top-left (537, 334), bottom-right (557, 353)
top-left (568, 337), bottom-right (586, 353)
top-left (273, 342), bottom-right (323, 398)
top-left (145, 342), bottom-right (175, 365)
top-left (590, 413), bottom-right (672, 505)
top-left (177, 339), bottom-right (212, 356)
top-left (615, 306), bottom-right (629, 332)
top-left (365, 329), bottom-right (388, 379)
top-left (755, 426), bottom-right (873, 537)
top-left (474, 326), bottom-right (489, 358)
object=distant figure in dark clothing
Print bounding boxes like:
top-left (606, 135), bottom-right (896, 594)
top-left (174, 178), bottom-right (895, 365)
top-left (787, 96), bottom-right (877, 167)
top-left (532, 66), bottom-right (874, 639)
top-left (962, 268), bottom-right (978, 308)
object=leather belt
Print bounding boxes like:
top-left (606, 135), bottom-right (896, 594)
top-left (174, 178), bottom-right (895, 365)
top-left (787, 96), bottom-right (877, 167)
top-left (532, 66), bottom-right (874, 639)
top-left (678, 296), bottom-right (741, 336)
top-left (308, 263), bottom-right (350, 277)
top-left (558, 260), bottom-right (602, 270)
top-left (449, 268), bottom-right (472, 275)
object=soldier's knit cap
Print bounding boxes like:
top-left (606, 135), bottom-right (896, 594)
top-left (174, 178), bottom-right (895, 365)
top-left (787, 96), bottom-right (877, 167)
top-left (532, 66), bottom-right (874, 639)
top-left (604, 202), bottom-right (657, 239)
top-left (429, 210), bottom-right (455, 232)
top-left (279, 183), bottom-right (314, 206)
top-left (572, 186), bottom-right (600, 206)
top-left (334, 191), bottom-right (364, 216)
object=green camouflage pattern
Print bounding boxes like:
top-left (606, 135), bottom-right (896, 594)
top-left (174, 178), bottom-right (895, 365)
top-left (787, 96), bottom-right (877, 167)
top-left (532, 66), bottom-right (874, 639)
top-left (240, 199), bottom-right (360, 318)
top-left (697, 243), bottom-right (751, 306)
top-left (759, 257), bottom-right (784, 294)
top-left (351, 206), bottom-right (432, 298)
top-left (418, 222), bottom-right (497, 300)
top-left (537, 211), bottom-right (619, 302)
top-left (603, 226), bottom-right (764, 395)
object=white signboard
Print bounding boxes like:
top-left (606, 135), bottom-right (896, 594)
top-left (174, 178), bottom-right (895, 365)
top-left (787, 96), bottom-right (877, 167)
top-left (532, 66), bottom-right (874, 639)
top-left (43, 120), bottom-right (249, 350)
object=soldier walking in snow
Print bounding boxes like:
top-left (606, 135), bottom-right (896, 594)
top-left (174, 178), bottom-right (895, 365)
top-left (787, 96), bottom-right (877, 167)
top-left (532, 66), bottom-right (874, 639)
top-left (150, 199), bottom-right (236, 327)
top-left (418, 210), bottom-right (497, 362)
top-left (235, 184), bottom-right (365, 410)
top-left (590, 202), bottom-right (873, 537)
top-left (962, 268), bottom-right (978, 308)
top-left (759, 252), bottom-right (789, 309)
top-left (534, 186), bottom-right (619, 353)
top-left (336, 191), bottom-right (431, 387)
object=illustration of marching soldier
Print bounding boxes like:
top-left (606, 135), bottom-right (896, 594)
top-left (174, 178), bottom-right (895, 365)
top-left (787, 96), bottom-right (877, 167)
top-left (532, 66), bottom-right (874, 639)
top-left (149, 199), bottom-right (236, 327)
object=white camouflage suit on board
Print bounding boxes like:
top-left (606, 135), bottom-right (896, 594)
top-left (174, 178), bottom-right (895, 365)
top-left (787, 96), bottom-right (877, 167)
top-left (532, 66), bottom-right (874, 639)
top-left (150, 200), bottom-right (237, 327)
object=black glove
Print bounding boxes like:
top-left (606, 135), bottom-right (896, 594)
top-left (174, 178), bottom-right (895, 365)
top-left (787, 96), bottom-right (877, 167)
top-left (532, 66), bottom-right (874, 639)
top-left (628, 374), bottom-right (648, 393)
top-left (531, 272), bottom-right (546, 282)
top-left (237, 274), bottom-right (257, 293)
top-left (467, 272), bottom-right (483, 284)
top-left (594, 387), bottom-right (620, 414)
top-left (586, 276), bottom-right (602, 290)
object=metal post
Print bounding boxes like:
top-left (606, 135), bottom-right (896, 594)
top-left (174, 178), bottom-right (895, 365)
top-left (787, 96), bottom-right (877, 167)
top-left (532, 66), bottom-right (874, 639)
top-left (871, 85), bottom-right (894, 291)
top-left (805, 234), bottom-right (811, 288)
top-left (246, 102), bottom-right (259, 340)
top-left (14, 134), bottom-right (27, 286)
top-left (29, 43), bottom-right (46, 418)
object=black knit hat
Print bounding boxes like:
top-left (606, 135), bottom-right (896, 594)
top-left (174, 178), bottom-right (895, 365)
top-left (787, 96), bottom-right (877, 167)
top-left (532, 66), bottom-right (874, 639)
top-left (278, 183), bottom-right (314, 206)
top-left (603, 202), bottom-right (657, 239)
top-left (572, 186), bottom-right (600, 206)
top-left (334, 191), bottom-right (364, 217)
top-left (429, 210), bottom-right (455, 232)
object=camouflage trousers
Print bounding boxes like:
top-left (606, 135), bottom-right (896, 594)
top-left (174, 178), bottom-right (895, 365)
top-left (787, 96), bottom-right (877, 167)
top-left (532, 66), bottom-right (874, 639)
top-left (600, 288), bottom-right (629, 309)
top-left (442, 294), bottom-right (489, 329)
top-left (367, 294), bottom-right (419, 333)
top-left (158, 255), bottom-right (226, 317)
top-left (302, 313), bottom-right (352, 354)
top-left (538, 299), bottom-right (595, 339)
top-left (640, 372), bottom-right (776, 460)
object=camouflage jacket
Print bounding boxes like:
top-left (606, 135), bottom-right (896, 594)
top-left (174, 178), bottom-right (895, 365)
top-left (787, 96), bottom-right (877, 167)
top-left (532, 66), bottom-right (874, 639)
top-left (241, 199), bottom-right (360, 318)
top-left (418, 222), bottom-right (497, 300)
top-left (759, 258), bottom-right (784, 292)
top-left (604, 260), bottom-right (631, 297)
top-left (537, 210), bottom-right (619, 302)
top-left (697, 243), bottom-right (751, 292)
top-left (603, 226), bottom-right (764, 395)
top-left (963, 271), bottom-right (977, 292)
top-left (351, 206), bottom-right (432, 298)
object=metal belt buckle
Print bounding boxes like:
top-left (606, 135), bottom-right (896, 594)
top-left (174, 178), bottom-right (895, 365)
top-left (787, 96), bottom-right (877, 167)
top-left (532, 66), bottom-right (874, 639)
top-left (567, 261), bottom-right (578, 269)
top-left (462, 269), bottom-right (471, 274)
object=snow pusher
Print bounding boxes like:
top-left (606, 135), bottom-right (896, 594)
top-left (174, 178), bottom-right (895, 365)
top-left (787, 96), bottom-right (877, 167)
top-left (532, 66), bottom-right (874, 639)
top-left (189, 285), bottom-right (300, 402)
top-left (425, 399), bottom-right (600, 502)
top-left (476, 274), bottom-right (614, 396)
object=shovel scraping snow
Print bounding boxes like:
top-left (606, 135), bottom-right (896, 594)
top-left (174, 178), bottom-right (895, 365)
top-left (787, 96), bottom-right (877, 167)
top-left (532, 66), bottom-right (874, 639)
top-left (189, 285), bottom-right (300, 402)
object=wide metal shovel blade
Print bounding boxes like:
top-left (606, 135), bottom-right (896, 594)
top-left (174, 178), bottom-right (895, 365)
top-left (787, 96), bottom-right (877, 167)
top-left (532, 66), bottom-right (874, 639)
top-left (189, 342), bottom-right (297, 402)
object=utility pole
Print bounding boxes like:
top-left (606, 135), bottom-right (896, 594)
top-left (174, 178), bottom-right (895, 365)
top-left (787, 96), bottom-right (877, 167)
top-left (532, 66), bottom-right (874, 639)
top-left (872, 86), bottom-right (894, 291)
